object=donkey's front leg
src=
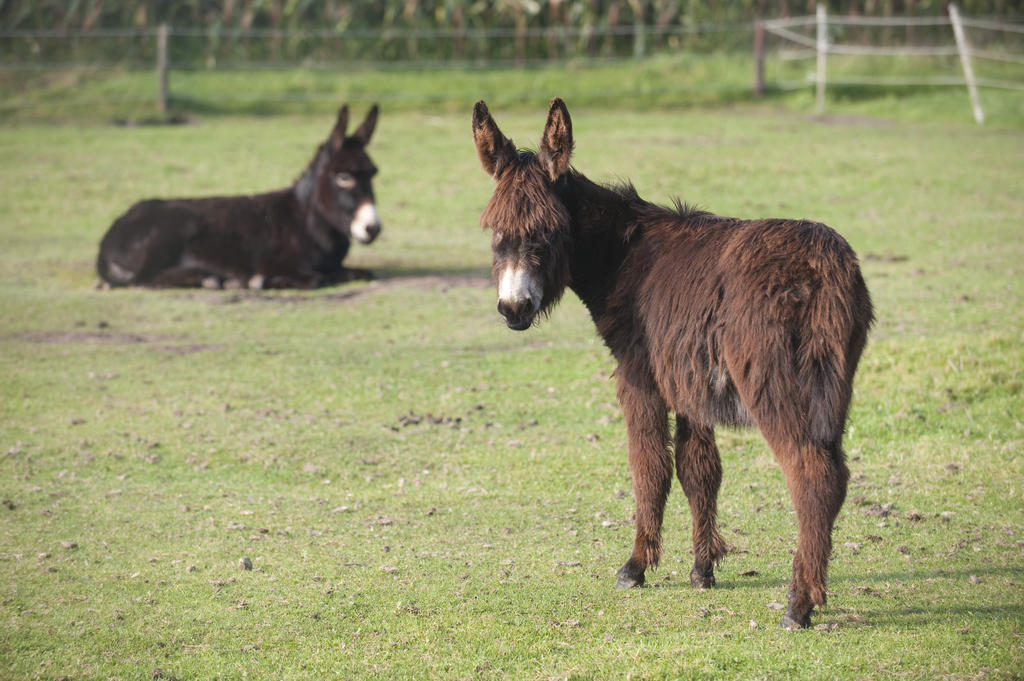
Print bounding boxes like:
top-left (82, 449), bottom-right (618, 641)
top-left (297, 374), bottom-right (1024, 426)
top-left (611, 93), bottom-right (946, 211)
top-left (675, 416), bottom-right (727, 589)
top-left (615, 368), bottom-right (672, 589)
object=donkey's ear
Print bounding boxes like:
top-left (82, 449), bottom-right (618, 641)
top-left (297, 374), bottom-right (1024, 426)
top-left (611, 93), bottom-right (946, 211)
top-left (538, 97), bottom-right (574, 181)
top-left (352, 103), bottom-right (379, 146)
top-left (329, 105), bottom-right (350, 152)
top-left (473, 100), bottom-right (517, 180)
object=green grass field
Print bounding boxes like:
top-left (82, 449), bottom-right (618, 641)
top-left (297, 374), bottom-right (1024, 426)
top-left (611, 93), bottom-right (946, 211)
top-left (1, 83), bottom-right (1022, 679)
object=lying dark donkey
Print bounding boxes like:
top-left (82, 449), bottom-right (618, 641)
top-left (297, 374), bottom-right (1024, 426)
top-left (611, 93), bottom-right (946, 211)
top-left (97, 104), bottom-right (381, 289)
top-left (472, 98), bottom-right (874, 630)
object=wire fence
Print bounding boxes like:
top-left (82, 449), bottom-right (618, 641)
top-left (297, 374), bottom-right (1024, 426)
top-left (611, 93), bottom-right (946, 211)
top-left (4, 14), bottom-right (1020, 69)
top-left (0, 20), bottom-right (759, 70)
top-left (1, 7), bottom-right (1021, 121)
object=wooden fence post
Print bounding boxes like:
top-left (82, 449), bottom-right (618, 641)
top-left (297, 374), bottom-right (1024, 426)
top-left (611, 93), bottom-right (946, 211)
top-left (949, 3), bottom-right (985, 124)
top-left (815, 4), bottom-right (827, 115)
top-left (629, 0), bottom-right (646, 58)
top-left (514, 5), bottom-right (526, 67)
top-left (157, 22), bottom-right (169, 117)
top-left (754, 20), bottom-right (765, 97)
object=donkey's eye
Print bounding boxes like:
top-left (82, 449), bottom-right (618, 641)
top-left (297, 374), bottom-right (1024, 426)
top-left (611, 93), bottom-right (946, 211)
top-left (334, 173), bottom-right (356, 189)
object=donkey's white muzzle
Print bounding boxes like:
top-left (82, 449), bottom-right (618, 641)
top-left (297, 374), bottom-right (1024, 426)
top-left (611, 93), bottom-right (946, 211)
top-left (496, 266), bottom-right (542, 330)
top-left (351, 202), bottom-right (381, 244)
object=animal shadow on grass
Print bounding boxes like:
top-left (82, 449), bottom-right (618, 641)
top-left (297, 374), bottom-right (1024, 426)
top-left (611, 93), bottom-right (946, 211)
top-left (647, 565), bottom-right (1023, 629)
top-left (857, 602), bottom-right (1024, 629)
top-left (369, 265), bottom-right (490, 286)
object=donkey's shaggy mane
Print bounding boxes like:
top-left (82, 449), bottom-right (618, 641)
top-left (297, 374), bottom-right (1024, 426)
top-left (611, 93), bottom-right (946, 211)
top-left (480, 151), bottom-right (571, 243)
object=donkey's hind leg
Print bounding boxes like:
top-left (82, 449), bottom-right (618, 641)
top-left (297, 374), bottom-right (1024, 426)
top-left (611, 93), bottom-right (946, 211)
top-left (675, 416), bottom-right (728, 588)
top-left (615, 367), bottom-right (672, 589)
top-left (727, 333), bottom-right (852, 628)
top-left (768, 436), bottom-right (849, 630)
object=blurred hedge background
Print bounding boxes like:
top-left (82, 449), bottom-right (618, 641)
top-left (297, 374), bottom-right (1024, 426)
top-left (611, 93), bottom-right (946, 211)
top-left (3, 1), bottom-right (1020, 65)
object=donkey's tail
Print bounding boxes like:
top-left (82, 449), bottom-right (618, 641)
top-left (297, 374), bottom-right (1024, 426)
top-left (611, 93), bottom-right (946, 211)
top-left (800, 258), bottom-right (874, 451)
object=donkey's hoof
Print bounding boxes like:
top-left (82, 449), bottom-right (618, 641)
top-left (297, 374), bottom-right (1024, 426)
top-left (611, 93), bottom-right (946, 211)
top-left (779, 610), bottom-right (811, 631)
top-left (615, 562), bottom-right (645, 589)
top-left (689, 569), bottom-right (716, 589)
top-left (616, 572), bottom-right (644, 589)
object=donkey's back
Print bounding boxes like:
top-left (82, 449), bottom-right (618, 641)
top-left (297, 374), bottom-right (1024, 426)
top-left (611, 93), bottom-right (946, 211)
top-left (97, 191), bottom-right (295, 287)
top-left (634, 210), bottom-right (873, 450)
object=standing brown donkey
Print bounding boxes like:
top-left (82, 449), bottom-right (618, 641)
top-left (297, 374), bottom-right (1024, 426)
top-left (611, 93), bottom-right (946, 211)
top-left (472, 98), bottom-right (873, 629)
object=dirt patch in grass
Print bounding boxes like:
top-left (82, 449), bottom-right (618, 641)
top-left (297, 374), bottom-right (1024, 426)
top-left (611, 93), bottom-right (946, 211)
top-left (348, 272), bottom-right (491, 297)
top-left (19, 330), bottom-right (161, 345)
top-left (864, 252), bottom-right (910, 263)
top-left (813, 113), bottom-right (898, 127)
top-left (16, 330), bottom-right (216, 354)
